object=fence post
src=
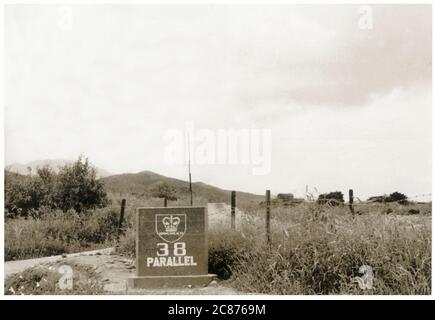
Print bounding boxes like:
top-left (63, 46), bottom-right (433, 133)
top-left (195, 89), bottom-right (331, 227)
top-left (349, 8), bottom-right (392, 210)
top-left (349, 189), bottom-right (355, 214)
top-left (117, 198), bottom-right (126, 241)
top-left (164, 197), bottom-right (168, 207)
top-left (266, 190), bottom-right (271, 245)
top-left (231, 191), bottom-right (236, 229)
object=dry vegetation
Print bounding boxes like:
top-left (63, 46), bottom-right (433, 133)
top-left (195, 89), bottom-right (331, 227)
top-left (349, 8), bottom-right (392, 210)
top-left (4, 161), bottom-right (432, 295)
top-left (208, 202), bottom-right (431, 294)
top-left (5, 207), bottom-right (120, 261)
top-left (117, 201), bottom-right (432, 295)
top-left (5, 199), bottom-right (432, 295)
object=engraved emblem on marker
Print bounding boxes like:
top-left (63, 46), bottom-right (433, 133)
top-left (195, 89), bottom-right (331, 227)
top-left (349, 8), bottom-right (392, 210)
top-left (155, 214), bottom-right (186, 243)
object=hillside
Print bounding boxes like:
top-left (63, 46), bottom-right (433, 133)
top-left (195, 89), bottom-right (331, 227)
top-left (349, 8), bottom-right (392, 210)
top-left (6, 159), bottom-right (111, 178)
top-left (100, 171), bottom-right (264, 206)
top-left (4, 166), bottom-right (265, 207)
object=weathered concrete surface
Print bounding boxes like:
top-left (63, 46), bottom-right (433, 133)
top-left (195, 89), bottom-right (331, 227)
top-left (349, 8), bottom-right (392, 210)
top-left (130, 207), bottom-right (214, 289)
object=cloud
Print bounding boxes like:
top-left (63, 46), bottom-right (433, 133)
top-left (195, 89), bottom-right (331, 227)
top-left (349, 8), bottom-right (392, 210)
top-left (4, 5), bottom-right (432, 197)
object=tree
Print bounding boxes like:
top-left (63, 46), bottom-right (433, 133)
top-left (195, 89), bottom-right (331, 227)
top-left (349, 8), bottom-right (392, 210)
top-left (386, 192), bottom-right (408, 204)
top-left (5, 157), bottom-right (109, 217)
top-left (5, 176), bottom-right (41, 217)
top-left (55, 157), bottom-right (109, 213)
top-left (35, 165), bottom-right (57, 209)
top-left (317, 191), bottom-right (344, 206)
top-left (150, 182), bottom-right (178, 201)
top-left (368, 192), bottom-right (408, 204)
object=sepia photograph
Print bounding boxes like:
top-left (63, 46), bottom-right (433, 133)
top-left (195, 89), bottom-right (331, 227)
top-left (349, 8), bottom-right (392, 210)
top-left (2, 2), bottom-right (432, 299)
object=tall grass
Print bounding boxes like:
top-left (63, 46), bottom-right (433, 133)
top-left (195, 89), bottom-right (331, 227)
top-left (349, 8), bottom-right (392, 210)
top-left (208, 203), bottom-right (431, 294)
top-left (116, 201), bottom-right (431, 294)
top-left (5, 206), bottom-right (120, 261)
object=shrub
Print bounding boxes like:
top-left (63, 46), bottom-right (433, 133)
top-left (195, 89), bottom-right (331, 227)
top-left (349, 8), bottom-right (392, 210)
top-left (318, 191), bottom-right (344, 206)
top-left (5, 157), bottom-right (109, 217)
top-left (5, 173), bottom-right (48, 217)
top-left (368, 192), bottom-right (409, 205)
top-left (55, 157), bottom-right (109, 212)
top-left (386, 192), bottom-right (408, 204)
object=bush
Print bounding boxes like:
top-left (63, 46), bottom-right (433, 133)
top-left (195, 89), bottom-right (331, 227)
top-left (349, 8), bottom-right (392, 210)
top-left (56, 157), bottom-right (109, 212)
top-left (5, 157), bottom-right (109, 217)
top-left (317, 191), bottom-right (344, 206)
top-left (386, 192), bottom-right (408, 204)
top-left (368, 192), bottom-right (409, 205)
top-left (5, 172), bottom-right (49, 217)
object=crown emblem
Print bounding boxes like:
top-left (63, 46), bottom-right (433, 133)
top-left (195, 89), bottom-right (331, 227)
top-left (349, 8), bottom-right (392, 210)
top-left (162, 216), bottom-right (181, 234)
top-left (156, 213), bottom-right (186, 242)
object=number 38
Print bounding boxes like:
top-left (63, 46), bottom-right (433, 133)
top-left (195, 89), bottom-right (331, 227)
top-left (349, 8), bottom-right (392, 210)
top-left (156, 242), bottom-right (186, 256)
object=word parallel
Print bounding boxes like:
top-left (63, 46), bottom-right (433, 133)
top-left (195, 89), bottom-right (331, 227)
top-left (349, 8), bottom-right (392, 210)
top-left (146, 256), bottom-right (198, 268)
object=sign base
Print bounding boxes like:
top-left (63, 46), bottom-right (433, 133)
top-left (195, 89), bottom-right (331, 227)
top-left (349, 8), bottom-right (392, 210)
top-left (128, 274), bottom-right (216, 289)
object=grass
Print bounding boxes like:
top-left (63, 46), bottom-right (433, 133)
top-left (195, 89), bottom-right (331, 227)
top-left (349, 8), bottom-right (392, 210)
top-left (5, 262), bottom-right (104, 295)
top-left (118, 201), bottom-right (431, 294)
top-left (5, 197), bottom-right (431, 295)
top-left (5, 206), bottom-right (121, 261)
top-left (208, 202), bottom-right (431, 294)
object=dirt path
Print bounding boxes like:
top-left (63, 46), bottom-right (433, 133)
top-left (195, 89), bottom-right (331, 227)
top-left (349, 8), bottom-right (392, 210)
top-left (3, 204), bottom-right (228, 279)
top-left (57, 251), bottom-right (243, 294)
top-left (4, 247), bottom-right (115, 278)
top-left (4, 205), bottom-right (252, 295)
top-left (5, 249), bottom-right (244, 295)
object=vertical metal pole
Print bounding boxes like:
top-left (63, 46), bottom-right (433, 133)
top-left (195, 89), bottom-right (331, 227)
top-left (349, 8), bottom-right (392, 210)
top-left (189, 172), bottom-right (193, 206)
top-left (117, 199), bottom-right (126, 241)
top-left (266, 190), bottom-right (271, 245)
top-left (188, 134), bottom-right (193, 207)
top-left (164, 197), bottom-right (167, 207)
top-left (231, 191), bottom-right (236, 229)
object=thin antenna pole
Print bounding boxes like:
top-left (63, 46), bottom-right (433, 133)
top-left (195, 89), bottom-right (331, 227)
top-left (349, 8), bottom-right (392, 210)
top-left (187, 134), bottom-right (193, 206)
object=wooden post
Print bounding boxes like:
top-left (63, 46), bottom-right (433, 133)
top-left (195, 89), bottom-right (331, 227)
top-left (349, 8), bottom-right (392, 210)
top-left (349, 189), bottom-right (355, 214)
top-left (164, 197), bottom-right (167, 207)
top-left (266, 190), bottom-right (271, 245)
top-left (117, 199), bottom-right (126, 241)
top-left (231, 191), bottom-right (236, 229)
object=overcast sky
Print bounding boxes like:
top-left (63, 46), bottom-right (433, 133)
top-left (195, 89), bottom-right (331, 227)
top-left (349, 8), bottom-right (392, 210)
top-left (4, 5), bottom-right (432, 199)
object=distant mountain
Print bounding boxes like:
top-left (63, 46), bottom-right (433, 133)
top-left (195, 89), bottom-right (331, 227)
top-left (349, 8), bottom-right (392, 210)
top-left (5, 162), bottom-right (264, 205)
top-left (5, 159), bottom-right (111, 178)
top-left (100, 170), bottom-right (264, 206)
